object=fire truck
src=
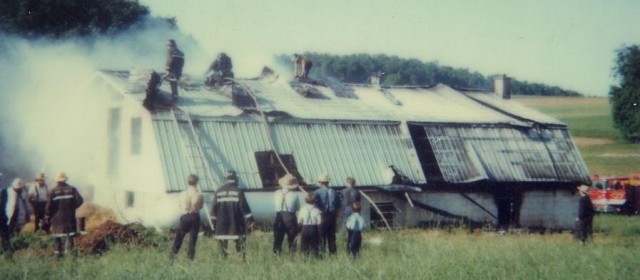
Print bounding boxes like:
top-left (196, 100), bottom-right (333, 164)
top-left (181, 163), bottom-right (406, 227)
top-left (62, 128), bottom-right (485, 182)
top-left (589, 174), bottom-right (640, 214)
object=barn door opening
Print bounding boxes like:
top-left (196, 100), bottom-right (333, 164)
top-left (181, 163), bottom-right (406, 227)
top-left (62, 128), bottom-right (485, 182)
top-left (370, 201), bottom-right (397, 229)
top-left (493, 187), bottom-right (523, 229)
top-left (254, 150), bottom-right (301, 188)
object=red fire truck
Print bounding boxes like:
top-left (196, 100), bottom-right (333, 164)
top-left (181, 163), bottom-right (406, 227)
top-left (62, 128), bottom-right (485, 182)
top-left (589, 174), bottom-right (640, 214)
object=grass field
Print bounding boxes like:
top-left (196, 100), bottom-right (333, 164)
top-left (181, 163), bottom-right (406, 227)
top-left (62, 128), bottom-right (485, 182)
top-left (1, 215), bottom-right (638, 279)
top-left (515, 96), bottom-right (640, 176)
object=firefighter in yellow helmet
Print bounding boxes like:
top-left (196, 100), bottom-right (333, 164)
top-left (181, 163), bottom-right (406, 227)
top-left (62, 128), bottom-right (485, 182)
top-left (45, 172), bottom-right (83, 258)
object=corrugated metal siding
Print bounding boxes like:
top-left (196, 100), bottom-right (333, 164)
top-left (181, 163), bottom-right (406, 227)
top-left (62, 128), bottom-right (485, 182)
top-left (154, 118), bottom-right (426, 191)
top-left (153, 118), bottom-right (221, 192)
top-left (420, 125), bottom-right (590, 183)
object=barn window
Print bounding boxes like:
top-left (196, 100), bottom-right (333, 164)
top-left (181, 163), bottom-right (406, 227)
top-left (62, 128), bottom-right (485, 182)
top-left (107, 108), bottom-right (121, 176)
top-left (254, 151), bottom-right (300, 188)
top-left (125, 191), bottom-right (135, 208)
top-left (130, 117), bottom-right (142, 155)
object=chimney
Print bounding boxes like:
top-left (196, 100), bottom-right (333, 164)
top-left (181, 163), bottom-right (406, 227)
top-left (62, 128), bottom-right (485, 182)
top-left (494, 74), bottom-right (511, 99)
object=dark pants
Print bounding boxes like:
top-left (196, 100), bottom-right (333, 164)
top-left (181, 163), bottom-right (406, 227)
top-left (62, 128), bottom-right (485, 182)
top-left (31, 201), bottom-right (49, 233)
top-left (320, 212), bottom-right (338, 255)
top-left (300, 225), bottom-right (320, 257)
top-left (53, 234), bottom-right (76, 258)
top-left (0, 223), bottom-right (13, 258)
top-left (218, 238), bottom-right (245, 259)
top-left (273, 212), bottom-right (297, 255)
top-left (168, 72), bottom-right (181, 98)
top-left (575, 218), bottom-right (593, 243)
top-left (172, 213), bottom-right (200, 260)
top-left (347, 230), bottom-right (362, 258)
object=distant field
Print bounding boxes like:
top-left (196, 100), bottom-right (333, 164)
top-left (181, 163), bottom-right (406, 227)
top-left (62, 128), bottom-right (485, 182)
top-left (515, 96), bottom-right (640, 176)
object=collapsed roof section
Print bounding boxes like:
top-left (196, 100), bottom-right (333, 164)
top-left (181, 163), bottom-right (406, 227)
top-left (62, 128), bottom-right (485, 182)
top-left (94, 69), bottom-right (590, 191)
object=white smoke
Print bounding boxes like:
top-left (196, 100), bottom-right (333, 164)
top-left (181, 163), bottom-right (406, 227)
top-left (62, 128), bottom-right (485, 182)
top-left (0, 19), bottom-right (233, 191)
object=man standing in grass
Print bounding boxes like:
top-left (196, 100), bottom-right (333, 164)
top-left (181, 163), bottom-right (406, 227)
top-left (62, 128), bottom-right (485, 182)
top-left (1, 178), bottom-right (31, 259)
top-left (314, 173), bottom-right (341, 256)
top-left (46, 172), bottom-right (83, 259)
top-left (341, 177), bottom-right (361, 225)
top-left (273, 174), bottom-right (300, 255)
top-left (29, 173), bottom-right (49, 233)
top-left (211, 171), bottom-right (255, 260)
top-left (575, 184), bottom-right (595, 245)
top-left (171, 174), bottom-right (204, 260)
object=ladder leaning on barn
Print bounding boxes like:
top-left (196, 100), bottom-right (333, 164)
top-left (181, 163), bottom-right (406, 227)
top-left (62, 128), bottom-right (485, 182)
top-left (170, 108), bottom-right (216, 231)
top-left (229, 78), bottom-right (394, 231)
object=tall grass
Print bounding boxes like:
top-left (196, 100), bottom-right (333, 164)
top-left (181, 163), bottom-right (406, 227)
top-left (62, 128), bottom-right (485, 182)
top-left (1, 215), bottom-right (638, 280)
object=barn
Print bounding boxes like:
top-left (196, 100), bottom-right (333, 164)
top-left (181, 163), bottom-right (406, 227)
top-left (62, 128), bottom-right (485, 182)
top-left (87, 68), bottom-right (590, 230)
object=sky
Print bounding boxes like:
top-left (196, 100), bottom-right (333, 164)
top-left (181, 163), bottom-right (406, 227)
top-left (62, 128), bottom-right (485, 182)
top-left (141, 0), bottom-right (640, 97)
top-left (0, 0), bottom-right (637, 184)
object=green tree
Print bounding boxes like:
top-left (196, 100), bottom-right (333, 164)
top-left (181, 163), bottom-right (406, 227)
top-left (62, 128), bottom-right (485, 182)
top-left (0, 0), bottom-right (154, 38)
top-left (610, 45), bottom-right (640, 142)
top-left (276, 53), bottom-right (581, 97)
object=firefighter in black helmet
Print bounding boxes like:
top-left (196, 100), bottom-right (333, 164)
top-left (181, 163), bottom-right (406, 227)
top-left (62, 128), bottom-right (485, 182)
top-left (165, 39), bottom-right (185, 100)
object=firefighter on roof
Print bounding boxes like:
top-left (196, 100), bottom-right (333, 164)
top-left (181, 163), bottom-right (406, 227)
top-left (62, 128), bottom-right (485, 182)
top-left (165, 39), bottom-right (185, 100)
top-left (205, 52), bottom-right (234, 87)
top-left (293, 54), bottom-right (313, 80)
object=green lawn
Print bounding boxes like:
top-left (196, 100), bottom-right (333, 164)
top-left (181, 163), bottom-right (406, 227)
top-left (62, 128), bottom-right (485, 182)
top-left (1, 215), bottom-right (638, 280)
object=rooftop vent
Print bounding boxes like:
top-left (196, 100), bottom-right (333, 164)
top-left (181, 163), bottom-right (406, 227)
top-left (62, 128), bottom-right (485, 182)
top-left (494, 74), bottom-right (511, 100)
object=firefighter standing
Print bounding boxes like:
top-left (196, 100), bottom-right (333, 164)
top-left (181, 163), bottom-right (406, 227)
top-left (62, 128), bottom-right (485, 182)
top-left (211, 171), bottom-right (255, 259)
top-left (29, 172), bottom-right (50, 233)
top-left (165, 39), bottom-right (185, 100)
top-left (292, 54), bottom-right (312, 80)
top-left (45, 172), bottom-right (83, 258)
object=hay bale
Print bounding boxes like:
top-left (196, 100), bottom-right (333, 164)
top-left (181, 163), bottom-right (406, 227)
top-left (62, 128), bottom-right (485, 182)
top-left (76, 202), bottom-right (97, 218)
top-left (76, 220), bottom-right (142, 255)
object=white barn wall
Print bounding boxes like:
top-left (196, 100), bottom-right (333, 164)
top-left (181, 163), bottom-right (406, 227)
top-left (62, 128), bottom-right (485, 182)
top-left (408, 192), bottom-right (497, 225)
top-left (92, 85), bottom-right (177, 228)
top-left (519, 190), bottom-right (578, 229)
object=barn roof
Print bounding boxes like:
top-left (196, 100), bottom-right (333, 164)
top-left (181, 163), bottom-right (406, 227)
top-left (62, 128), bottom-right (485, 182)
top-left (94, 69), bottom-right (589, 191)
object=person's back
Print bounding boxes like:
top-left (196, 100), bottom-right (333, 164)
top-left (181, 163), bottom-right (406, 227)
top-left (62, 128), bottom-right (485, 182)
top-left (341, 177), bottom-right (360, 219)
top-left (298, 194), bottom-right (321, 257)
top-left (345, 202), bottom-right (365, 258)
top-left (167, 46), bottom-right (185, 76)
top-left (172, 174), bottom-right (204, 260)
top-left (313, 174), bottom-right (340, 255)
top-left (47, 181), bottom-right (83, 235)
top-left (211, 171), bottom-right (254, 259)
top-left (46, 172), bottom-right (83, 258)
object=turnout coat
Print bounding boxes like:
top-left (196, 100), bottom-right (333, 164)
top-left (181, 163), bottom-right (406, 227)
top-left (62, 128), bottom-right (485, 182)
top-left (45, 182), bottom-right (83, 237)
top-left (211, 182), bottom-right (253, 240)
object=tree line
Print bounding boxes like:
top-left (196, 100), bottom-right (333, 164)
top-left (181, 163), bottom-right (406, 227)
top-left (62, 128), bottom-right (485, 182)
top-left (0, 0), bottom-right (173, 39)
top-left (610, 45), bottom-right (640, 143)
top-left (277, 53), bottom-right (582, 97)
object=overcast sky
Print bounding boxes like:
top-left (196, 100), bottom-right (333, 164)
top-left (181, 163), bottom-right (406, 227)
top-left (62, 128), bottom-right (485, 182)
top-left (141, 0), bottom-right (640, 96)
